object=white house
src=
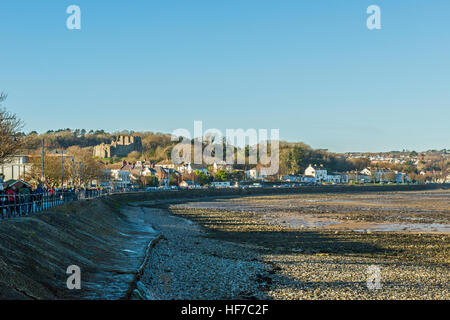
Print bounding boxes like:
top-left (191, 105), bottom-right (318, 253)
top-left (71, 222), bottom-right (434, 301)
top-left (245, 169), bottom-right (258, 180)
top-left (0, 156), bottom-right (31, 181)
top-left (141, 167), bottom-right (157, 176)
top-left (213, 161), bottom-right (233, 173)
top-left (177, 162), bottom-right (209, 175)
top-left (245, 167), bottom-right (270, 181)
top-left (179, 180), bottom-right (201, 189)
top-left (110, 169), bottom-right (131, 188)
top-left (304, 164), bottom-right (327, 183)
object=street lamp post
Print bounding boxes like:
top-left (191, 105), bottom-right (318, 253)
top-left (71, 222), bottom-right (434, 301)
top-left (78, 161), bottom-right (82, 188)
top-left (71, 157), bottom-right (75, 187)
top-left (83, 165), bottom-right (88, 188)
top-left (61, 149), bottom-right (64, 188)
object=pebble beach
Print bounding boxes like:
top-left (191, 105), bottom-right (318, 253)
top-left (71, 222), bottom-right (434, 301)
top-left (139, 190), bottom-right (450, 300)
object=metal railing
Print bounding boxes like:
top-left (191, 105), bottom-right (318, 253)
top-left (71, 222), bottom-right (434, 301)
top-left (0, 189), bottom-right (127, 220)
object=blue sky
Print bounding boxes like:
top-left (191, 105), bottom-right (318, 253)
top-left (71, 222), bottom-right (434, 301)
top-left (0, 0), bottom-right (449, 152)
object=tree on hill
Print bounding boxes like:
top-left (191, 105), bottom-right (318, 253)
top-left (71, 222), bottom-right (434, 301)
top-left (0, 93), bottom-right (24, 164)
top-left (26, 146), bottom-right (107, 186)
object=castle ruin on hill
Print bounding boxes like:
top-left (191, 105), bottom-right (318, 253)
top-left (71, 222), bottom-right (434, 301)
top-left (93, 135), bottom-right (142, 158)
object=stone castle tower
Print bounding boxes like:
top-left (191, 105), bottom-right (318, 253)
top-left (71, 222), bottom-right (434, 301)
top-left (93, 135), bottom-right (142, 158)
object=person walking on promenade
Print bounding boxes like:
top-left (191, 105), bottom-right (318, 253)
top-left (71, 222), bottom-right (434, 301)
top-left (19, 185), bottom-right (32, 215)
top-left (34, 184), bottom-right (44, 211)
top-left (5, 186), bottom-right (16, 217)
top-left (0, 184), bottom-right (6, 219)
top-left (49, 186), bottom-right (55, 206)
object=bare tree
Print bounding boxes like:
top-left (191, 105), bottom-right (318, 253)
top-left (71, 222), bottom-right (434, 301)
top-left (0, 93), bottom-right (24, 164)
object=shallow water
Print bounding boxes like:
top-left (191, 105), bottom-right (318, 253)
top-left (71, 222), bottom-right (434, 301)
top-left (265, 216), bottom-right (340, 228)
top-left (355, 223), bottom-right (450, 233)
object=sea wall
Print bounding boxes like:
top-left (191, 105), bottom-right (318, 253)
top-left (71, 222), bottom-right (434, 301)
top-left (0, 197), bottom-right (158, 299)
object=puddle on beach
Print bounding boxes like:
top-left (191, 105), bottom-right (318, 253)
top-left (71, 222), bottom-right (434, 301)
top-left (264, 215), bottom-right (450, 233)
top-left (354, 223), bottom-right (450, 233)
top-left (263, 215), bottom-right (340, 228)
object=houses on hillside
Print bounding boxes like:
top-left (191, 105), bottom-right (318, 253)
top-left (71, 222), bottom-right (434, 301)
top-left (105, 160), bottom-right (159, 188)
top-left (108, 161), bottom-right (411, 188)
top-left (280, 164), bottom-right (412, 185)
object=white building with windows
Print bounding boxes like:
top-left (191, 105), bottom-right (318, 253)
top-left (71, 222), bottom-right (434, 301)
top-left (110, 169), bottom-right (131, 188)
top-left (210, 181), bottom-right (231, 188)
top-left (245, 168), bottom-right (258, 180)
top-left (0, 156), bottom-right (31, 181)
top-left (245, 166), bottom-right (271, 181)
top-left (179, 180), bottom-right (201, 189)
top-left (304, 164), bottom-right (327, 183)
top-left (213, 161), bottom-right (233, 173)
top-left (177, 162), bottom-right (209, 175)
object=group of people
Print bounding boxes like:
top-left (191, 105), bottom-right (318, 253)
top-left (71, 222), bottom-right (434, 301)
top-left (0, 183), bottom-right (94, 219)
top-left (0, 180), bottom-right (132, 219)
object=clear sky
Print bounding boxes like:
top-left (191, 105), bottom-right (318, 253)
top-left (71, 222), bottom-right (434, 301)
top-left (0, 0), bottom-right (449, 152)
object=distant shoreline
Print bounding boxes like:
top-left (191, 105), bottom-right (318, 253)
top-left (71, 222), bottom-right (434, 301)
top-left (112, 183), bottom-right (449, 207)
